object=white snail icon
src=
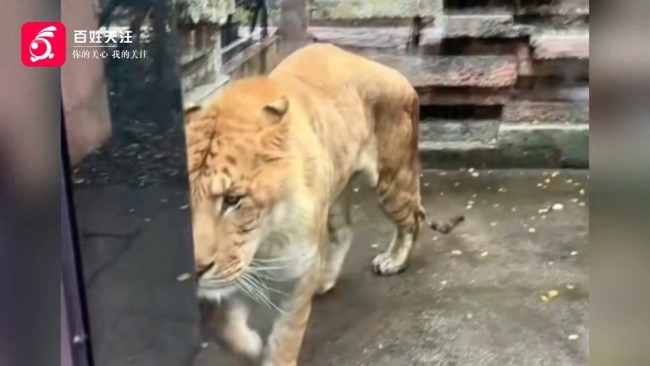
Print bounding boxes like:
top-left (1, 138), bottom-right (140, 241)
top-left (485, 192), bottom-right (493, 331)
top-left (29, 25), bottom-right (57, 62)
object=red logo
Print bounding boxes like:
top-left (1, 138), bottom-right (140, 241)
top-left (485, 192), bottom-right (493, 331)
top-left (21, 22), bottom-right (66, 67)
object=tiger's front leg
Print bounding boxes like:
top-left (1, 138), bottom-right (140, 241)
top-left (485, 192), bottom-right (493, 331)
top-left (202, 298), bottom-right (263, 363)
top-left (261, 282), bottom-right (315, 365)
top-left (261, 222), bottom-right (325, 366)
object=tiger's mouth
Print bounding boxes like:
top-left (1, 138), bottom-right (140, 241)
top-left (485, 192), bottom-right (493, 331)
top-left (197, 261), bottom-right (245, 287)
top-left (196, 267), bottom-right (243, 304)
top-left (197, 283), bottom-right (238, 303)
top-left (197, 278), bottom-right (237, 290)
top-left (197, 269), bottom-right (242, 291)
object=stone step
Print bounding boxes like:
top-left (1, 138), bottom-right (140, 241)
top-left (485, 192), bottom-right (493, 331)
top-left (312, 25), bottom-right (589, 61)
top-left (419, 87), bottom-right (512, 106)
top-left (310, 18), bottom-right (415, 27)
top-left (497, 122), bottom-right (588, 167)
top-left (530, 29), bottom-right (589, 59)
top-left (502, 101), bottom-right (589, 123)
top-left (440, 12), bottom-right (531, 39)
top-left (512, 86), bottom-right (589, 102)
top-left (420, 118), bottom-right (499, 144)
top-left (419, 140), bottom-right (499, 169)
top-left (360, 52), bottom-right (519, 88)
top-left (419, 122), bottom-right (589, 169)
top-left (309, 26), bottom-right (410, 49)
top-left (309, 0), bottom-right (440, 21)
top-left (517, 0), bottom-right (589, 18)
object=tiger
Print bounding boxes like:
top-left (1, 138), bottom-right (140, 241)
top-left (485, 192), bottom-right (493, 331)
top-left (184, 43), bottom-right (464, 366)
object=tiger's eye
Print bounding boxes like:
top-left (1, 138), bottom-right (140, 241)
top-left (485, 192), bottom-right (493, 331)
top-left (223, 195), bottom-right (242, 207)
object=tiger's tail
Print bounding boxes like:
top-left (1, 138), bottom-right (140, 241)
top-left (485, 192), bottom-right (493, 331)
top-left (416, 205), bottom-right (465, 234)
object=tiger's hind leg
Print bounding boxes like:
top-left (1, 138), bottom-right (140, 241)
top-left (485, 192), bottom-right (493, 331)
top-left (371, 92), bottom-right (465, 275)
top-left (372, 164), bottom-right (422, 276)
top-left (372, 100), bottom-right (423, 276)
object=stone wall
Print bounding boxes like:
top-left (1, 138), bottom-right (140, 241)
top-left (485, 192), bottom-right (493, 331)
top-left (310, 0), bottom-right (442, 22)
top-left (309, 0), bottom-right (589, 168)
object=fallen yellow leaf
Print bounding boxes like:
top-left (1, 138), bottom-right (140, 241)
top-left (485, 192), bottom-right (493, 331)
top-left (541, 295), bottom-right (549, 302)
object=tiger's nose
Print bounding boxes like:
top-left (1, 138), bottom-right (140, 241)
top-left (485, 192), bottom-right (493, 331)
top-left (195, 260), bottom-right (216, 278)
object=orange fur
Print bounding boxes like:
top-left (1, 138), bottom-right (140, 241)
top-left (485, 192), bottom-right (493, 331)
top-left (185, 43), bottom-right (463, 365)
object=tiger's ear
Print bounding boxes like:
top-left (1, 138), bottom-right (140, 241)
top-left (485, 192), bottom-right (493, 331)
top-left (183, 102), bottom-right (202, 125)
top-left (258, 97), bottom-right (289, 155)
top-left (262, 97), bottom-right (289, 123)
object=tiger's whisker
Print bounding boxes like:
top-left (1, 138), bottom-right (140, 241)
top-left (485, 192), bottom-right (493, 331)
top-left (238, 275), bottom-right (267, 306)
top-left (248, 273), bottom-right (289, 296)
top-left (248, 271), bottom-right (283, 282)
top-left (239, 273), bottom-right (285, 314)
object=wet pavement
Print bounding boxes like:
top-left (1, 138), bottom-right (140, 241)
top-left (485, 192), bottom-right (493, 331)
top-left (196, 169), bottom-right (589, 366)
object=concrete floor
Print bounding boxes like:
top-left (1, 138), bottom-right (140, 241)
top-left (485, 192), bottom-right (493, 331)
top-left (196, 169), bottom-right (589, 366)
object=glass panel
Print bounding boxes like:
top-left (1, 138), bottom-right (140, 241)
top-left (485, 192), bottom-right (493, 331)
top-left (62, 0), bottom-right (590, 365)
top-left (62, 0), bottom-right (200, 364)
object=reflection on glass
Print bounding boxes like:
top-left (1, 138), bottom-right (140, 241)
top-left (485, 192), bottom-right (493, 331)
top-left (64, 0), bottom-right (200, 365)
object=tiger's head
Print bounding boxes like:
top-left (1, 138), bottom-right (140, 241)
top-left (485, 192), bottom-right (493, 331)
top-left (184, 78), bottom-right (294, 301)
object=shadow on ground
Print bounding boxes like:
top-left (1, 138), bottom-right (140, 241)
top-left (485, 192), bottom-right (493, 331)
top-left (196, 169), bottom-right (589, 366)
